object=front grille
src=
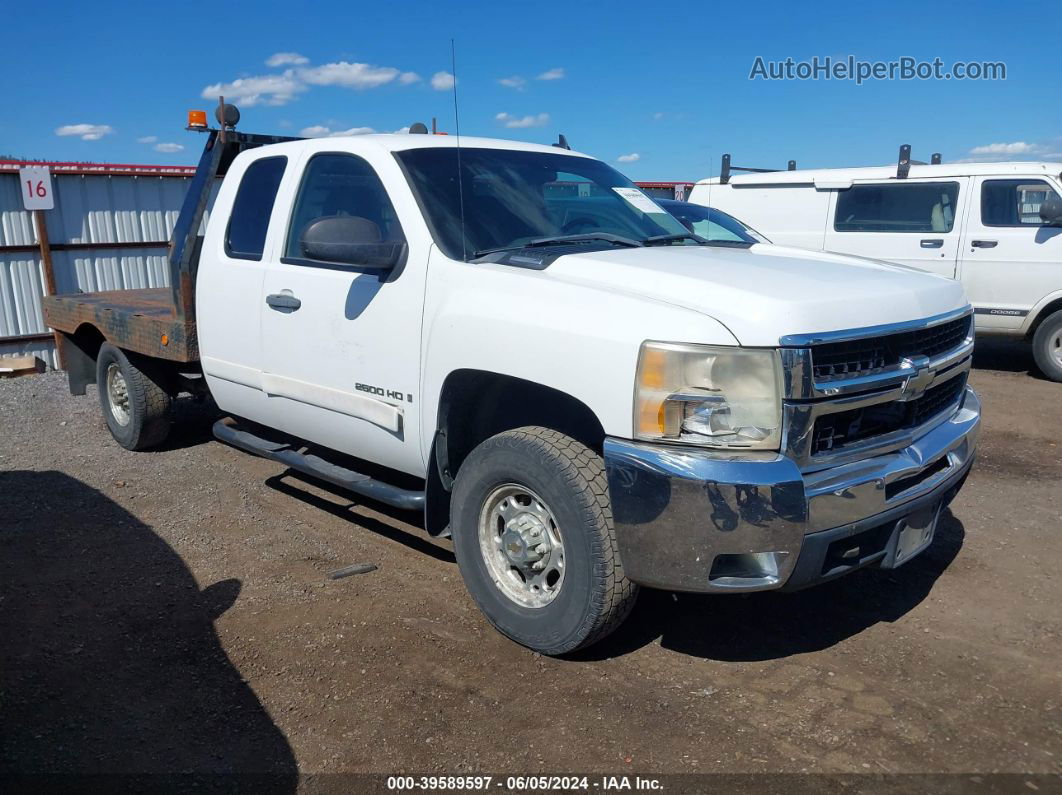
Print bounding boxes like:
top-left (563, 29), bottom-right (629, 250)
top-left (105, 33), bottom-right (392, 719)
top-left (811, 374), bottom-right (966, 455)
top-left (811, 315), bottom-right (971, 381)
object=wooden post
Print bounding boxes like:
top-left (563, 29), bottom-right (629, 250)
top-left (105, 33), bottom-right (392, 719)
top-left (33, 209), bottom-right (64, 369)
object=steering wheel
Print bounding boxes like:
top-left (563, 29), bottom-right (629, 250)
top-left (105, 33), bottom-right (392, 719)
top-left (562, 217), bottom-right (598, 234)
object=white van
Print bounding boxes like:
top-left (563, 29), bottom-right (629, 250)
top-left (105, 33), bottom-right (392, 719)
top-left (689, 156), bottom-right (1062, 380)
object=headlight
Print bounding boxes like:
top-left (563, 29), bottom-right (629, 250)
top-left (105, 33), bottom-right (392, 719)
top-left (634, 342), bottom-right (783, 449)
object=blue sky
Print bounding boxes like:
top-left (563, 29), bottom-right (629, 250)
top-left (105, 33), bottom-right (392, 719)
top-left (6, 0), bottom-right (1060, 180)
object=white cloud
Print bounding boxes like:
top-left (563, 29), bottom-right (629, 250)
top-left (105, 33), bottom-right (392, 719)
top-left (430, 71), bottom-right (456, 91)
top-left (536, 67), bottom-right (565, 81)
top-left (266, 52), bottom-right (309, 67)
top-left (498, 75), bottom-right (527, 90)
top-left (136, 135), bottom-right (158, 144)
top-left (968, 141), bottom-right (1043, 156)
top-left (201, 71), bottom-right (305, 107)
top-left (393, 126), bottom-right (411, 134)
top-left (154, 142), bottom-right (184, 153)
top-left (399, 71), bottom-right (421, 85)
top-left (55, 124), bottom-right (114, 141)
top-left (495, 112), bottom-right (550, 129)
top-left (299, 124), bottom-right (375, 137)
top-left (653, 112), bottom-right (664, 120)
top-left (617, 153), bottom-right (640, 163)
top-left (299, 61), bottom-right (401, 89)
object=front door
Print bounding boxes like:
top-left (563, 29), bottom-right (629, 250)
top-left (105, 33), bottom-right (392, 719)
top-left (823, 178), bottom-right (970, 280)
top-left (959, 176), bottom-right (1062, 331)
top-left (258, 151), bottom-right (426, 476)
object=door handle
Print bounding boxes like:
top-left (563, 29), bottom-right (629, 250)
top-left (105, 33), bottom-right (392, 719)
top-left (265, 292), bottom-right (302, 311)
top-left (971, 240), bottom-right (998, 248)
top-left (920, 239), bottom-right (944, 248)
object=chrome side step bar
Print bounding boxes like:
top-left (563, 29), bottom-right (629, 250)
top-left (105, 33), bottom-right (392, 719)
top-left (212, 418), bottom-right (425, 511)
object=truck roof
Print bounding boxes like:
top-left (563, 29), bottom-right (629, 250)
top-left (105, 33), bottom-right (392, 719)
top-left (256, 132), bottom-right (595, 159)
top-left (696, 160), bottom-right (1062, 187)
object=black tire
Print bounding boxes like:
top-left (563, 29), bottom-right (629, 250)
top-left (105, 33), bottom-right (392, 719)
top-left (450, 426), bottom-right (638, 655)
top-left (95, 343), bottom-right (172, 450)
top-left (1032, 310), bottom-right (1062, 382)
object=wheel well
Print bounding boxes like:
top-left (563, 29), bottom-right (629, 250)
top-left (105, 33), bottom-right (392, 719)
top-left (1027, 298), bottom-right (1062, 339)
top-left (423, 369), bottom-right (607, 537)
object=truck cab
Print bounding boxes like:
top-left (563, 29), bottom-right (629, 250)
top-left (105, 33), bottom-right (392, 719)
top-left (689, 158), bottom-right (1062, 380)
top-left (44, 121), bottom-right (982, 655)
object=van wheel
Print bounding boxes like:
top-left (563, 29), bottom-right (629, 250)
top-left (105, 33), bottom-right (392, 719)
top-left (96, 343), bottom-right (172, 450)
top-left (451, 426), bottom-right (638, 655)
top-left (1032, 310), bottom-right (1062, 382)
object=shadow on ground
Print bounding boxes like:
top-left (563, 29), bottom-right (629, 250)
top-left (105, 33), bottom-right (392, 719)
top-left (575, 511), bottom-right (965, 662)
top-left (972, 336), bottom-right (1043, 378)
top-left (0, 471), bottom-right (297, 790)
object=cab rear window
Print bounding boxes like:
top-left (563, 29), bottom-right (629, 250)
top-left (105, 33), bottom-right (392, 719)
top-left (834, 182), bottom-right (960, 233)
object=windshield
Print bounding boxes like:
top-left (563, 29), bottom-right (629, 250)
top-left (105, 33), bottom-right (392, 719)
top-left (395, 147), bottom-right (692, 260)
top-left (657, 200), bottom-right (768, 244)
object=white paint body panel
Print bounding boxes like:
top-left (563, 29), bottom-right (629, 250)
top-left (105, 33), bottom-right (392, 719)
top-left (690, 161), bottom-right (1062, 336)
top-left (198, 134), bottom-right (971, 480)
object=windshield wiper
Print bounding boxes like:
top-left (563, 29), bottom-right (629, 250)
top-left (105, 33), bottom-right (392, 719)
top-left (642, 232), bottom-right (707, 246)
top-left (473, 233), bottom-right (644, 259)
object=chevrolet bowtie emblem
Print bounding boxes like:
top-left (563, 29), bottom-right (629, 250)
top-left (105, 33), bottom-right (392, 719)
top-left (899, 355), bottom-right (934, 400)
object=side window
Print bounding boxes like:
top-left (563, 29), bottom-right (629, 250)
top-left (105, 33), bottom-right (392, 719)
top-left (834, 182), bottom-right (960, 233)
top-left (225, 156), bottom-right (287, 260)
top-left (981, 179), bottom-right (1061, 226)
top-left (285, 153), bottom-right (405, 263)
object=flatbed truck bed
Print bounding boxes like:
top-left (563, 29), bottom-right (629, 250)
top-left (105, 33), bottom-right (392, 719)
top-left (42, 288), bottom-right (198, 363)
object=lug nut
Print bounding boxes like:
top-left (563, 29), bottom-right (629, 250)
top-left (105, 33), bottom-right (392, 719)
top-left (531, 561), bottom-right (546, 571)
top-left (535, 544), bottom-right (548, 555)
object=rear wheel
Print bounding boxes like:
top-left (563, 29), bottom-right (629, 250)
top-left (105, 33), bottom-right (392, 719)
top-left (1032, 310), bottom-right (1062, 382)
top-left (96, 343), bottom-right (172, 450)
top-left (451, 426), bottom-right (638, 655)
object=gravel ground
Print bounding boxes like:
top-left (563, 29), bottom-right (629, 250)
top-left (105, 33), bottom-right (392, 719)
top-left (1, 338), bottom-right (1059, 781)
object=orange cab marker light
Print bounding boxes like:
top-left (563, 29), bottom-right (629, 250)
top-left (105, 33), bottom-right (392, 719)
top-left (188, 110), bottom-right (208, 129)
top-left (161, 334), bottom-right (169, 346)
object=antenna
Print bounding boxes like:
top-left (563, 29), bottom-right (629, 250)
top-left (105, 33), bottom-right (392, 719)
top-left (451, 38), bottom-right (467, 261)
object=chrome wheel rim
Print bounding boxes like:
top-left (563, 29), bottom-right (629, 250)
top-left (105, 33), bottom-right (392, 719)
top-left (1051, 329), bottom-right (1062, 367)
top-left (478, 484), bottom-right (565, 608)
top-left (106, 363), bottom-right (131, 427)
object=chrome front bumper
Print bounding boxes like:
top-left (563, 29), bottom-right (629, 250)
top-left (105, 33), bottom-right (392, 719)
top-left (603, 386), bottom-right (980, 593)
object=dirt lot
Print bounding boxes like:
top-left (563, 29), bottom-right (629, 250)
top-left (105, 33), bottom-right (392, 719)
top-left (1, 339), bottom-right (1059, 782)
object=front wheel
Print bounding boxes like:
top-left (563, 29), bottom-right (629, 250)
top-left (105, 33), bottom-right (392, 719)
top-left (451, 427), bottom-right (638, 655)
top-left (1032, 309), bottom-right (1062, 382)
top-left (96, 343), bottom-right (172, 450)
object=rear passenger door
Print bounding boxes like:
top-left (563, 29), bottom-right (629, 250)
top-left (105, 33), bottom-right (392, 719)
top-left (959, 177), bottom-right (1062, 331)
top-left (823, 179), bottom-right (969, 279)
top-left (198, 153), bottom-right (288, 419)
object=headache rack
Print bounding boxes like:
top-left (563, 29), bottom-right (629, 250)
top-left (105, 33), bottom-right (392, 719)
top-left (719, 145), bottom-right (944, 184)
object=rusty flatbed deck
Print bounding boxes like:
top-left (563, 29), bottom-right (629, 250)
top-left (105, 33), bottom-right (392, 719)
top-left (42, 288), bottom-right (198, 363)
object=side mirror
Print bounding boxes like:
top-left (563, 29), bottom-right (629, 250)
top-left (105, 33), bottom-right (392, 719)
top-left (300, 216), bottom-right (406, 270)
top-left (1039, 195), bottom-right (1062, 226)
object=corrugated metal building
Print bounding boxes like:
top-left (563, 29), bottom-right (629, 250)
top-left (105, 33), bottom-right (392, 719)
top-left (0, 161), bottom-right (204, 368)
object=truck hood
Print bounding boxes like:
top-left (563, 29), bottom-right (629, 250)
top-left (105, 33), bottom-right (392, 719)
top-left (544, 243), bottom-right (968, 346)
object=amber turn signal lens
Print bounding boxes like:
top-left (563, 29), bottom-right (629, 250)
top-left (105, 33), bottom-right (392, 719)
top-left (187, 110), bottom-right (208, 129)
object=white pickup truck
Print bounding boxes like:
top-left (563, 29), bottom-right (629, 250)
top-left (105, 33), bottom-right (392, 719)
top-left (44, 112), bottom-right (981, 655)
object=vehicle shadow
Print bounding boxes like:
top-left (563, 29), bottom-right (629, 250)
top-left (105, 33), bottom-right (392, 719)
top-left (264, 472), bottom-right (456, 564)
top-left (573, 510), bottom-right (965, 662)
top-left (972, 336), bottom-right (1044, 378)
top-left (0, 470), bottom-right (297, 790)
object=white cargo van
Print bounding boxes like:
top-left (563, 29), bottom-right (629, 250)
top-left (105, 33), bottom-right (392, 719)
top-left (689, 155), bottom-right (1062, 380)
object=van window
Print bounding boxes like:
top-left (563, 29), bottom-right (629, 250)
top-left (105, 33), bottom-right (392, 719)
top-left (981, 179), bottom-right (1061, 226)
top-left (285, 153), bottom-right (405, 263)
top-left (225, 156), bottom-right (287, 260)
top-left (834, 182), bottom-right (960, 233)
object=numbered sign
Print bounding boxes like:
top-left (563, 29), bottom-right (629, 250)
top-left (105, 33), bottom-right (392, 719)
top-left (19, 166), bottom-right (54, 211)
